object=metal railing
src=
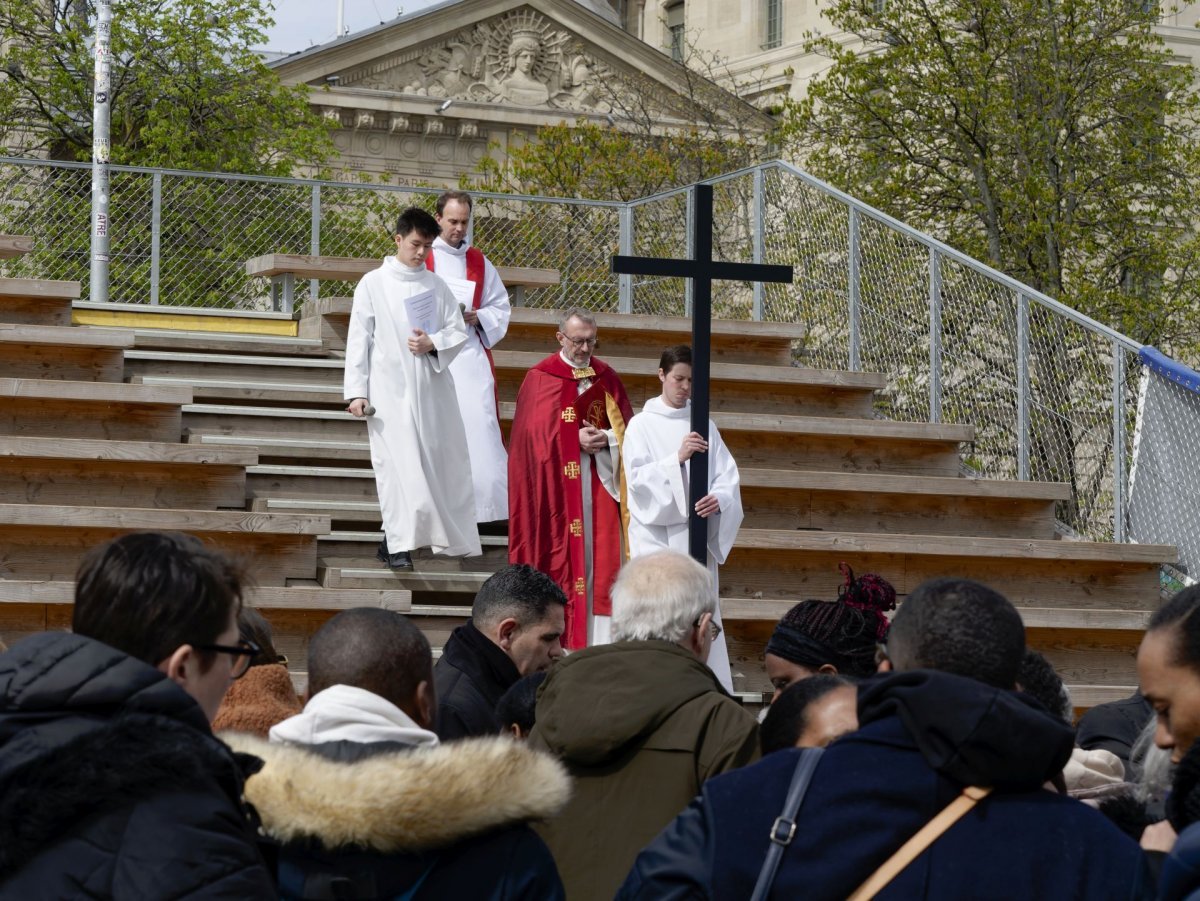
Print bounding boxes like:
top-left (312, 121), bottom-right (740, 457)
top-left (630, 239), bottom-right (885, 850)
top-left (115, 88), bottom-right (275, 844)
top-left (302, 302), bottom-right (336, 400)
top-left (0, 154), bottom-right (1194, 560)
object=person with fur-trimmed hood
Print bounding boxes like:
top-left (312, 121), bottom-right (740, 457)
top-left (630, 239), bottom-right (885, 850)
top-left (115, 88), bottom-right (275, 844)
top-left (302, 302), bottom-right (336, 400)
top-left (224, 607), bottom-right (569, 900)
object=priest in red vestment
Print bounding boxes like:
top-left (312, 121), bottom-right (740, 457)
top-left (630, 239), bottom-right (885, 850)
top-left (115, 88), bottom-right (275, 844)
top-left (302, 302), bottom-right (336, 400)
top-left (508, 308), bottom-right (633, 650)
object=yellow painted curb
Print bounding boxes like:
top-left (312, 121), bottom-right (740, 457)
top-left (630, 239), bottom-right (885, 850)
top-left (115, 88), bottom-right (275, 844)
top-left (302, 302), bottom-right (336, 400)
top-left (72, 310), bottom-right (298, 337)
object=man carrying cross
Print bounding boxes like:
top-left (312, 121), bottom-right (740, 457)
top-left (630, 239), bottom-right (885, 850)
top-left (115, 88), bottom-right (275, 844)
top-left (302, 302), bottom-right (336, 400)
top-left (507, 308), bottom-right (633, 650)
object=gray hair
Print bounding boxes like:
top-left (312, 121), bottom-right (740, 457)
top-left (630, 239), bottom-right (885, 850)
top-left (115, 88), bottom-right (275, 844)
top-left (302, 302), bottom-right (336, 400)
top-left (611, 550), bottom-right (715, 644)
top-left (558, 306), bottom-right (597, 331)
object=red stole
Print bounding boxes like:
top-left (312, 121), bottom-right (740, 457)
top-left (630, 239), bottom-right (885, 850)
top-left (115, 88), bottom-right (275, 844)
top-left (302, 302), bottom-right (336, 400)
top-left (427, 246), bottom-right (499, 415)
top-left (507, 354), bottom-right (634, 649)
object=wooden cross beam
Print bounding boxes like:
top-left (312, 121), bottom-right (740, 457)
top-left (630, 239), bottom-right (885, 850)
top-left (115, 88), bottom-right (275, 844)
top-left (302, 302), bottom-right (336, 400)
top-left (612, 183), bottom-right (794, 564)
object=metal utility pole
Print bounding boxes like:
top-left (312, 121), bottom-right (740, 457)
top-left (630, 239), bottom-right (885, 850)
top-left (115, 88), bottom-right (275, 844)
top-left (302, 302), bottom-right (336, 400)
top-left (89, 0), bottom-right (113, 303)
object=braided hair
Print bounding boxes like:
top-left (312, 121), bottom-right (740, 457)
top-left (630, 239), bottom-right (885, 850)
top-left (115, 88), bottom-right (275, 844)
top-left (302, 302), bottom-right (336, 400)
top-left (765, 563), bottom-right (897, 679)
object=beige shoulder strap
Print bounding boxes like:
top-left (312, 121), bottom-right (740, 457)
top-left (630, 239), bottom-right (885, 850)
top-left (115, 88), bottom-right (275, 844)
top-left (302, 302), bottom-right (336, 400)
top-left (847, 785), bottom-right (993, 901)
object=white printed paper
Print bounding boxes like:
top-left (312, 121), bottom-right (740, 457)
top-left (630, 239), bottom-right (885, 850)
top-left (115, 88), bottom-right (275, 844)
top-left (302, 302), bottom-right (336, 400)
top-left (403, 289), bottom-right (438, 335)
top-left (439, 275), bottom-right (477, 314)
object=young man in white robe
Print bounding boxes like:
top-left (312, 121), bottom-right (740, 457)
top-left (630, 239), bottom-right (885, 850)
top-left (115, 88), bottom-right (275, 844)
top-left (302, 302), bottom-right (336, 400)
top-left (427, 190), bottom-right (511, 524)
top-left (344, 207), bottom-right (482, 570)
top-left (621, 344), bottom-right (743, 692)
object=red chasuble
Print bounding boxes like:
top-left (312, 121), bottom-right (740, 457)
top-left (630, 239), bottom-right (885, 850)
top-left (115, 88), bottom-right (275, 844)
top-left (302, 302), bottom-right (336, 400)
top-left (507, 354), bottom-right (634, 649)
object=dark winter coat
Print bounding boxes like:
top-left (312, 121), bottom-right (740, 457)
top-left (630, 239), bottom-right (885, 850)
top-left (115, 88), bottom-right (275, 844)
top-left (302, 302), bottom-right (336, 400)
top-left (1076, 690), bottom-right (1153, 773)
top-left (619, 669), bottom-right (1153, 901)
top-left (529, 640), bottom-right (760, 901)
top-left (0, 631), bottom-right (275, 900)
top-left (225, 731), bottom-right (569, 900)
top-left (434, 621), bottom-right (521, 740)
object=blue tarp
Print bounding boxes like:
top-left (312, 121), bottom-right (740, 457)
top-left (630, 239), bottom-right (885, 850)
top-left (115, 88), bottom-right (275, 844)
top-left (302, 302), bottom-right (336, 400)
top-left (1140, 346), bottom-right (1200, 395)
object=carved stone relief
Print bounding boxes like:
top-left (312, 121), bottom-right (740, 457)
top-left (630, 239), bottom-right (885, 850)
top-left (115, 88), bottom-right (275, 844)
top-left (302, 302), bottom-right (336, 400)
top-left (340, 7), bottom-right (636, 114)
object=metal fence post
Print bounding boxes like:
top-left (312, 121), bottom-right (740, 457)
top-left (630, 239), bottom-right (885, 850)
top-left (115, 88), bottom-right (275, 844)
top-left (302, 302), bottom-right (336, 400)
top-left (149, 171), bottom-right (162, 305)
top-left (618, 204), bottom-right (633, 314)
top-left (752, 167), bottom-right (765, 321)
top-left (848, 207), bottom-right (861, 371)
top-left (1016, 291), bottom-right (1030, 480)
top-left (1112, 341), bottom-right (1127, 542)
top-left (684, 186), bottom-right (696, 318)
top-left (309, 184), bottom-right (321, 306)
top-left (928, 247), bottom-right (943, 423)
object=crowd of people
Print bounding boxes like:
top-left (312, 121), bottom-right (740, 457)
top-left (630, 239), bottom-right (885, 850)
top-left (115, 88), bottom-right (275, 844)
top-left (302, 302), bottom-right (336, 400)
top-left (1, 198), bottom-right (1197, 898)
top-left (0, 533), bottom-right (1197, 899)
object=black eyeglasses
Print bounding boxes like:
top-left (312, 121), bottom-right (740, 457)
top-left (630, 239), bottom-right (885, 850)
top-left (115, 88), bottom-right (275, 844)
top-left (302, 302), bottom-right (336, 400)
top-left (194, 639), bottom-right (260, 679)
top-left (693, 616), bottom-right (722, 641)
top-left (561, 334), bottom-right (598, 348)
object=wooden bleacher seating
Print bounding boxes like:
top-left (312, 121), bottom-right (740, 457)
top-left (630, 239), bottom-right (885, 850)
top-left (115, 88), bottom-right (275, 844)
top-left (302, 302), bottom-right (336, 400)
top-left (0, 249), bottom-right (1177, 709)
top-left (0, 278), bottom-right (81, 327)
top-left (246, 253), bottom-right (560, 313)
top-left (0, 235), bottom-right (34, 259)
top-left (0, 323), bottom-right (131, 381)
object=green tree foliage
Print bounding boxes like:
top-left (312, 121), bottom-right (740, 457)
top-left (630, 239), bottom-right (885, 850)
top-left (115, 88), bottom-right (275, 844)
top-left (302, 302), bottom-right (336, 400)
top-left (0, 0), bottom-right (333, 175)
top-left (784, 0), bottom-right (1200, 358)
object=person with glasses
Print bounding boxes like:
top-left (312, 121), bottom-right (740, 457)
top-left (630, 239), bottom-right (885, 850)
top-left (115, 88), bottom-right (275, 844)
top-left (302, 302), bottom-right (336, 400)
top-left (529, 550), bottom-right (759, 901)
top-left (0, 531), bottom-right (275, 898)
top-left (507, 306), bottom-right (633, 651)
top-left (622, 344), bottom-right (744, 692)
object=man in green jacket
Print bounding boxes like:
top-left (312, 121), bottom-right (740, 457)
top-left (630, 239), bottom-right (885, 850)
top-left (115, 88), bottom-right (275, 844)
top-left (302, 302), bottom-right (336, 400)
top-left (529, 550), bottom-right (760, 901)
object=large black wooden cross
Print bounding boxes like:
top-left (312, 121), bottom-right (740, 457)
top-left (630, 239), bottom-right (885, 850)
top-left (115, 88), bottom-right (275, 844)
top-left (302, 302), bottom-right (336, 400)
top-left (612, 183), bottom-right (794, 564)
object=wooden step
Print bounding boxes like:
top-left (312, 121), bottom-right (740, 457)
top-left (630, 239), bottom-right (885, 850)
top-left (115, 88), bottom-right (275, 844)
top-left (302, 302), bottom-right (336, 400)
top-left (740, 468), bottom-right (1066, 538)
top-left (0, 235), bottom-right (34, 259)
top-left (247, 463), bottom-right (377, 500)
top-left (0, 378), bottom-right (190, 442)
top-left (252, 496), bottom-right (382, 522)
top-left (126, 349), bottom-right (346, 385)
top-left (89, 325), bottom-right (327, 357)
top-left (0, 504), bottom-right (329, 585)
top-left (719, 529), bottom-right (1172, 612)
top-left (316, 535), bottom-right (508, 566)
top-left (0, 324), bottom-right (133, 381)
top-left (493, 350), bottom-right (882, 418)
top-left (319, 562), bottom-right (492, 599)
top-left (189, 432), bottom-right (372, 463)
top-left (132, 352), bottom-right (884, 419)
top-left (186, 402), bottom-right (970, 476)
top-left (0, 436), bottom-right (256, 510)
top-left (304, 299), bottom-right (806, 363)
top-left (0, 278), bottom-right (81, 327)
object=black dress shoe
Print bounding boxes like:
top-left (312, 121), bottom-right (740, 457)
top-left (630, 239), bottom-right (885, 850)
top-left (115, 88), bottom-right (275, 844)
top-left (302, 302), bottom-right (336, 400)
top-left (376, 540), bottom-right (413, 570)
top-left (385, 550), bottom-right (413, 570)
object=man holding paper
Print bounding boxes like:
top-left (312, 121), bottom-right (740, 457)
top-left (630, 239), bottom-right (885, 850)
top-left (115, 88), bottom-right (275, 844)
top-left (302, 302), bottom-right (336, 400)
top-left (426, 190), bottom-right (511, 524)
top-left (345, 206), bottom-right (482, 570)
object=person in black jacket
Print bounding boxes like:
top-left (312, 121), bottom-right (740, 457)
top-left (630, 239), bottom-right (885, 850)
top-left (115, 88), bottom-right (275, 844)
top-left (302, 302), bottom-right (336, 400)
top-left (228, 606), bottom-right (568, 900)
top-left (619, 577), bottom-right (1152, 900)
top-left (0, 531), bottom-right (275, 899)
top-left (435, 564), bottom-right (566, 740)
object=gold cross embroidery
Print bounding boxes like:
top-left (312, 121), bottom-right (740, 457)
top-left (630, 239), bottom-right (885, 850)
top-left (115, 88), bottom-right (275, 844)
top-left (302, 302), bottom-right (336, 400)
top-left (569, 518), bottom-right (583, 537)
top-left (564, 462), bottom-right (580, 479)
top-left (574, 577), bottom-right (586, 595)
top-left (572, 367), bottom-right (596, 380)
top-left (561, 407), bottom-right (577, 423)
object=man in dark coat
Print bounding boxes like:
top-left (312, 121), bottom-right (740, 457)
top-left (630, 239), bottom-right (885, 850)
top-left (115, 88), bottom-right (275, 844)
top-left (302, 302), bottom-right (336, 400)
top-left (435, 564), bottom-right (566, 740)
top-left (229, 606), bottom-right (567, 899)
top-left (620, 577), bottom-right (1153, 900)
top-left (529, 551), bottom-right (759, 901)
top-left (0, 531), bottom-right (274, 898)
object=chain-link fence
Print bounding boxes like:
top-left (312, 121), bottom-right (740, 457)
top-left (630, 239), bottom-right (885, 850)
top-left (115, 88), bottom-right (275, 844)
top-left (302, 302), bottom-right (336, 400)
top-left (1, 154), bottom-right (1193, 554)
top-left (0, 156), bottom-right (623, 311)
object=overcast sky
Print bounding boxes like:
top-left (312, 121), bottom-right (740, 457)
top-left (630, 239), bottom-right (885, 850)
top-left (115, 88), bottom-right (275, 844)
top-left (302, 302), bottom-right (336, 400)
top-left (258, 0), bottom-right (444, 54)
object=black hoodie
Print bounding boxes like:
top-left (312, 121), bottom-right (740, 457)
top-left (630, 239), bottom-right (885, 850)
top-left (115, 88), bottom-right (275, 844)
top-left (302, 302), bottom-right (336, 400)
top-left (0, 631), bottom-right (275, 899)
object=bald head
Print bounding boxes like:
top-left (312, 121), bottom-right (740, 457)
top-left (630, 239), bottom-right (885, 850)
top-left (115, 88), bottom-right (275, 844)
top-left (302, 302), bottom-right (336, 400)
top-left (307, 608), bottom-right (433, 721)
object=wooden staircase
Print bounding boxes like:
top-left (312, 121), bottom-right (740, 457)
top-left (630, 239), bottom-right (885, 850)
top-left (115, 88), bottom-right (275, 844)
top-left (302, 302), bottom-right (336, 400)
top-left (0, 239), bottom-right (409, 672)
top-left (0, 255), bottom-right (1176, 706)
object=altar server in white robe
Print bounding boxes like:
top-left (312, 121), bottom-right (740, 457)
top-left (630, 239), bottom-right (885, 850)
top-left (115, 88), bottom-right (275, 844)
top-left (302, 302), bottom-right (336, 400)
top-left (621, 344), bottom-right (743, 692)
top-left (427, 190), bottom-right (511, 523)
top-left (345, 206), bottom-right (482, 571)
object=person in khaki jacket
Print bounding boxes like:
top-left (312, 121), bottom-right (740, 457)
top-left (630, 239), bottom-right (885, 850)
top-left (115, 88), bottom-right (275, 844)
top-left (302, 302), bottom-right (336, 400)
top-left (529, 550), bottom-right (760, 901)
